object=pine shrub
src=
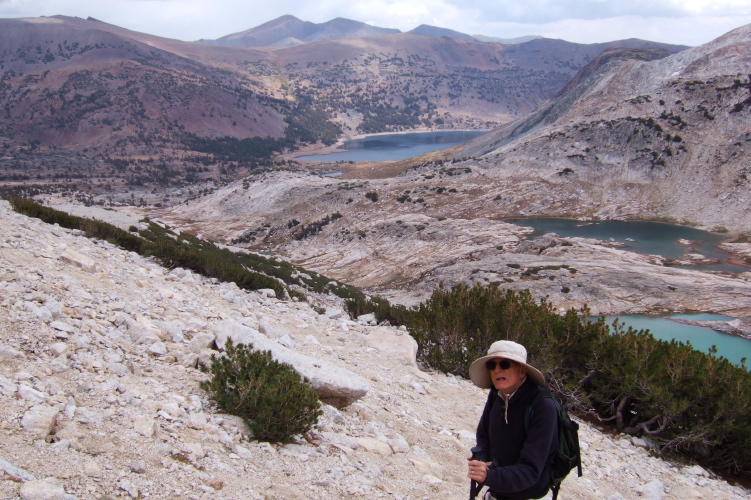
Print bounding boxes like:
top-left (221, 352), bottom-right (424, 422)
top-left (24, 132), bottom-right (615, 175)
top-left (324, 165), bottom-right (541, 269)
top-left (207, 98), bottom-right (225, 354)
top-left (200, 340), bottom-right (322, 443)
top-left (344, 295), bottom-right (411, 326)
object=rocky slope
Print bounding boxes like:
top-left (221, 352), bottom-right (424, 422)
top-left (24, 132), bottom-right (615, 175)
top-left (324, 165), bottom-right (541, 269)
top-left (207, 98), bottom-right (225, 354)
top-left (1, 199), bottom-right (749, 500)
top-left (448, 22), bottom-right (751, 234)
top-left (0, 16), bottom-right (287, 150)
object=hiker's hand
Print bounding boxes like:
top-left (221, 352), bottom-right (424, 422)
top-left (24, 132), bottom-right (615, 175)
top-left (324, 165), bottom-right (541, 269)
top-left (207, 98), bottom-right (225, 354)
top-left (467, 459), bottom-right (490, 483)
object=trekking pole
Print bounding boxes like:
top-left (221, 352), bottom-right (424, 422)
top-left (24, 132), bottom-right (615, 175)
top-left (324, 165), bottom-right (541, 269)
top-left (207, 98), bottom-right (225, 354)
top-left (469, 446), bottom-right (482, 500)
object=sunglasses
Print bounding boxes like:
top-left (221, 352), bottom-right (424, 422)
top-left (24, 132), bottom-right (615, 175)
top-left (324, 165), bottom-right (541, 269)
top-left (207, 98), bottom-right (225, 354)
top-left (485, 359), bottom-right (513, 371)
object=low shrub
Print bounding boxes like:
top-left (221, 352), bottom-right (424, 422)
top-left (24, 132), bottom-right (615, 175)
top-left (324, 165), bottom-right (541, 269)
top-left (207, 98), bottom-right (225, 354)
top-left (344, 295), bottom-right (411, 326)
top-left (407, 285), bottom-right (600, 387)
top-left (200, 340), bottom-right (321, 443)
top-left (9, 196), bottom-right (145, 253)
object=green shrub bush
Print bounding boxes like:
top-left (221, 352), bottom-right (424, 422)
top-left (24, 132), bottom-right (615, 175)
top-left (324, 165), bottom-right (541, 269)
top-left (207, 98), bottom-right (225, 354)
top-left (407, 285), bottom-right (601, 389)
top-left (9, 195), bottom-right (145, 252)
top-left (344, 294), bottom-right (411, 326)
top-left (584, 323), bottom-right (751, 477)
top-left (200, 340), bottom-right (322, 443)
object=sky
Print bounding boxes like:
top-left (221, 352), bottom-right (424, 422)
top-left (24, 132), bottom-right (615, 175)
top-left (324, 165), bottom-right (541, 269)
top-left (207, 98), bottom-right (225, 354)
top-left (1, 0), bottom-right (751, 46)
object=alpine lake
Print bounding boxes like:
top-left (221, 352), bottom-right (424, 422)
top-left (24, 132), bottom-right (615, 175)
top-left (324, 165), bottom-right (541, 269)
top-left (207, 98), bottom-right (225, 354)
top-left (296, 130), bottom-right (487, 163)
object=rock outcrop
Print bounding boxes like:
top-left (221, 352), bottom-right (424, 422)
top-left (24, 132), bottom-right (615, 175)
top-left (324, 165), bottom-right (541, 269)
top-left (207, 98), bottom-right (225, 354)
top-left (213, 319), bottom-right (370, 407)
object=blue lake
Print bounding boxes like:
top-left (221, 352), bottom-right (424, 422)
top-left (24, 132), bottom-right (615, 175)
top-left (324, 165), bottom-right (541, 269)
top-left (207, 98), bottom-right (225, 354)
top-left (297, 130), bottom-right (487, 162)
top-left (506, 217), bottom-right (747, 273)
top-left (597, 313), bottom-right (751, 366)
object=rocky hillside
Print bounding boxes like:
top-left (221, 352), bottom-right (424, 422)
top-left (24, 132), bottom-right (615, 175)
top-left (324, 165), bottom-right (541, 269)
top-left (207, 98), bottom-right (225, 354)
top-left (0, 17), bottom-right (287, 150)
top-left (271, 34), bottom-right (685, 135)
top-left (1, 200), bottom-right (749, 499)
top-left (407, 25), bottom-right (479, 41)
top-left (447, 22), bottom-right (751, 234)
top-left (153, 168), bottom-right (751, 316)
top-left (0, 16), bottom-right (295, 190)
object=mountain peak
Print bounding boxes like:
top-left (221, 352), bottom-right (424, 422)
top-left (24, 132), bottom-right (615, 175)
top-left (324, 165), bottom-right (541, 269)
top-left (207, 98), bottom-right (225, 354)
top-left (199, 15), bottom-right (398, 48)
top-left (408, 24), bottom-right (477, 41)
top-left (253, 14), bottom-right (303, 29)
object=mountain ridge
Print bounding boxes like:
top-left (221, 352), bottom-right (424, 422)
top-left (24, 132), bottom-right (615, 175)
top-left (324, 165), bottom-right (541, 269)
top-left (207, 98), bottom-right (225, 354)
top-left (0, 14), bottom-right (687, 176)
top-left (474, 34), bottom-right (543, 44)
top-left (407, 24), bottom-right (478, 42)
top-left (194, 14), bottom-right (683, 49)
top-left (444, 22), bottom-right (751, 232)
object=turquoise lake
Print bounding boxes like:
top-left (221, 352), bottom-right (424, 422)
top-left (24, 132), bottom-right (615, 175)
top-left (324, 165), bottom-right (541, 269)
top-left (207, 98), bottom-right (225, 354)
top-left (297, 130), bottom-right (487, 162)
top-left (597, 314), bottom-right (750, 366)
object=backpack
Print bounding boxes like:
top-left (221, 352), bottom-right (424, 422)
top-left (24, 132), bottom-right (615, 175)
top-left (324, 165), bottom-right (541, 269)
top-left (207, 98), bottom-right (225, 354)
top-left (525, 388), bottom-right (583, 500)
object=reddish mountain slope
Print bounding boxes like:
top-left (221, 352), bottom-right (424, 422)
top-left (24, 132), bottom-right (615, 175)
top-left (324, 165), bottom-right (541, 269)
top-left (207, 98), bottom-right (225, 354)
top-left (0, 15), bottom-right (686, 167)
top-left (0, 16), bottom-right (287, 154)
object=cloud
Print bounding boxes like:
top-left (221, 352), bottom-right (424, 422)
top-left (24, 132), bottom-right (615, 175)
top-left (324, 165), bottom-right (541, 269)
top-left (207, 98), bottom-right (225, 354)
top-left (447, 0), bottom-right (685, 24)
top-left (439, 0), bottom-right (751, 24)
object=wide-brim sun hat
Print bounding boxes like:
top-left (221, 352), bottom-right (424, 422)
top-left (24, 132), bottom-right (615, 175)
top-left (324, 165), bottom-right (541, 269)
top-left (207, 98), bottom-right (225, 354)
top-left (469, 340), bottom-right (545, 388)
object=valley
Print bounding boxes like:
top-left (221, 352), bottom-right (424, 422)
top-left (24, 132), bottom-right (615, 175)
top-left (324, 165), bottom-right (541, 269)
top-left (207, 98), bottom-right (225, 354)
top-left (0, 16), bottom-right (684, 197)
top-left (151, 26), bottom-right (751, 322)
top-left (146, 160), bottom-right (751, 318)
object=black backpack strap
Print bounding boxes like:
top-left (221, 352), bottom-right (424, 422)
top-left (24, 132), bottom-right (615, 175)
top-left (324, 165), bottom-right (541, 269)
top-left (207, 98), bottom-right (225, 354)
top-left (551, 484), bottom-right (560, 500)
top-left (524, 386), bottom-right (551, 432)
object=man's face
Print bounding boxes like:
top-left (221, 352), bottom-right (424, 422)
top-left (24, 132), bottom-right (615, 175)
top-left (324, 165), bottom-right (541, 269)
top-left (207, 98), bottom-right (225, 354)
top-left (486, 357), bottom-right (527, 394)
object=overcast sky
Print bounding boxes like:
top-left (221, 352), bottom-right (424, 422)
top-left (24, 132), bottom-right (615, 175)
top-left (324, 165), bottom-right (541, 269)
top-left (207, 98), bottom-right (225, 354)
top-left (1, 0), bottom-right (750, 46)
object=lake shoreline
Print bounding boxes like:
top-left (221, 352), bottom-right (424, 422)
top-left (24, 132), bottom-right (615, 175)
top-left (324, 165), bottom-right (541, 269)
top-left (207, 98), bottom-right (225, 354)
top-left (669, 317), bottom-right (751, 341)
top-left (600, 313), bottom-right (751, 366)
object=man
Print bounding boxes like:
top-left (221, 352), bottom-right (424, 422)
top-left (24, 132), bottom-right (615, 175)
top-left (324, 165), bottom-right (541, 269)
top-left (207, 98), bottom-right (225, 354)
top-left (467, 340), bottom-right (558, 500)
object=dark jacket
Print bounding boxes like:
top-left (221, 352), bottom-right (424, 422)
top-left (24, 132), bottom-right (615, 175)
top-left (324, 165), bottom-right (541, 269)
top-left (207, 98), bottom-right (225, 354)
top-left (476, 377), bottom-right (558, 499)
